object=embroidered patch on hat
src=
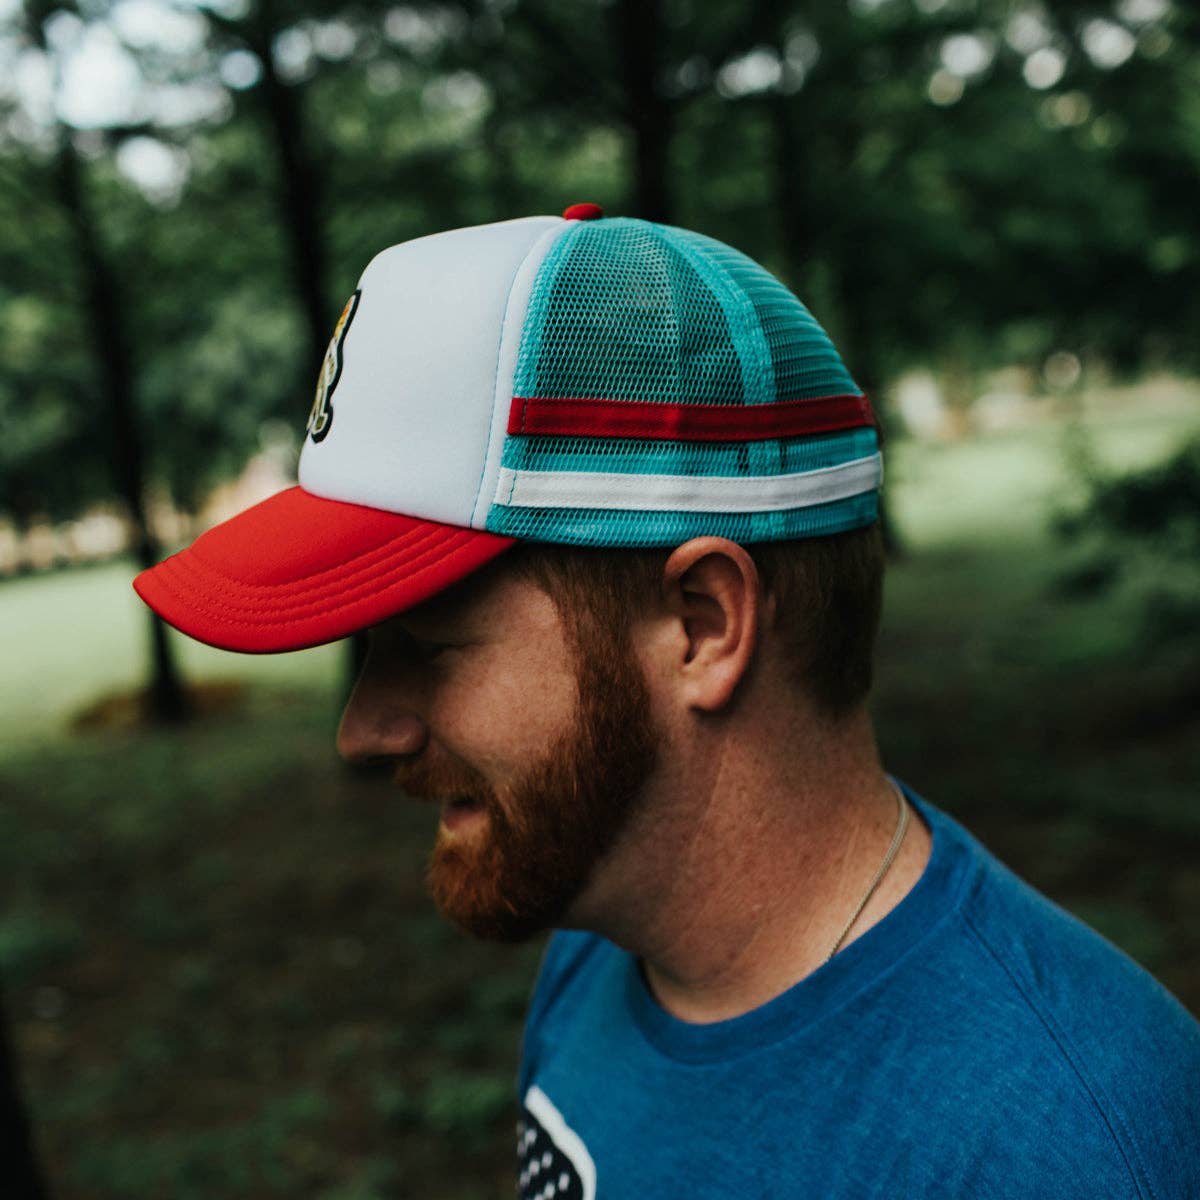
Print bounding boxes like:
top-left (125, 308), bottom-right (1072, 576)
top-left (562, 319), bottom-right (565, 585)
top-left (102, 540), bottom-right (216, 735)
top-left (518, 1086), bottom-right (595, 1200)
top-left (307, 289), bottom-right (361, 444)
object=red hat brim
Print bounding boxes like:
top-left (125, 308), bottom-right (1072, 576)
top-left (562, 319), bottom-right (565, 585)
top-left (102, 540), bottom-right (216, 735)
top-left (133, 486), bottom-right (516, 653)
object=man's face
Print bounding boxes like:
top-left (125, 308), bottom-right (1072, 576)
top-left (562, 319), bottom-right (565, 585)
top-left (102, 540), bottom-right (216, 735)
top-left (338, 563), bottom-right (657, 941)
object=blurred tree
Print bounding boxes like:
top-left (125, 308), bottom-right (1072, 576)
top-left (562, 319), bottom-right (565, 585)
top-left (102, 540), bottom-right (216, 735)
top-left (1058, 435), bottom-right (1200, 658)
top-left (0, 156), bottom-right (108, 529)
top-left (13, 0), bottom-right (189, 721)
top-left (200, 0), bottom-right (336, 380)
top-left (0, 988), bottom-right (47, 1199)
top-left (197, 0), bottom-right (364, 682)
top-left (1, 0), bottom-right (1197, 553)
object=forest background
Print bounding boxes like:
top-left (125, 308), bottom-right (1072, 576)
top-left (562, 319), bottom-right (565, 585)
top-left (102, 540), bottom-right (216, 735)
top-left (1, 0), bottom-right (1199, 1196)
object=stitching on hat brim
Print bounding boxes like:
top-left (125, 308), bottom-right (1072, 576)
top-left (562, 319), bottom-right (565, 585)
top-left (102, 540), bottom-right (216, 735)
top-left (150, 527), bottom-right (507, 625)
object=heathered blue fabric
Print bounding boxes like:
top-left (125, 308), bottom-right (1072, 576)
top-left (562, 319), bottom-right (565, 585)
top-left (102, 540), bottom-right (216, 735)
top-left (518, 788), bottom-right (1200, 1199)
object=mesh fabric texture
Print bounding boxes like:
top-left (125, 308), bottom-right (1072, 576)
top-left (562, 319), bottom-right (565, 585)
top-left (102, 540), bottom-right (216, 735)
top-left (490, 217), bottom-right (878, 547)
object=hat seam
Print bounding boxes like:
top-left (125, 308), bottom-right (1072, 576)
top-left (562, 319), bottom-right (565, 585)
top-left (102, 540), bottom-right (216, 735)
top-left (669, 226), bottom-right (775, 408)
top-left (509, 392), bottom-right (868, 410)
top-left (471, 220), bottom-right (570, 524)
top-left (510, 221), bottom-right (583, 400)
top-left (183, 519), bottom-right (448, 597)
top-left (161, 528), bottom-right (479, 618)
top-left (149, 531), bottom-right (486, 626)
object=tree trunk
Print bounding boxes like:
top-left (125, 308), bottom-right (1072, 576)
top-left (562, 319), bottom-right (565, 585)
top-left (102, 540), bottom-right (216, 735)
top-left (613, 0), bottom-right (673, 222)
top-left (247, 3), bottom-right (331, 381)
top-left (765, 82), bottom-right (904, 557)
top-left (0, 990), bottom-right (49, 1199)
top-left (52, 136), bottom-right (190, 720)
top-left (836, 295), bottom-right (904, 558)
top-left (243, 2), bottom-right (369, 697)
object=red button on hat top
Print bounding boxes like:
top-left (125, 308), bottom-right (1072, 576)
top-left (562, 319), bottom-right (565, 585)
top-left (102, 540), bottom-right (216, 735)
top-left (562, 202), bottom-right (604, 221)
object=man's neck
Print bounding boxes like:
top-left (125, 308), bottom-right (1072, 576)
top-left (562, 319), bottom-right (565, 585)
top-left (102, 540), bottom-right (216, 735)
top-left (566, 712), bottom-right (933, 1025)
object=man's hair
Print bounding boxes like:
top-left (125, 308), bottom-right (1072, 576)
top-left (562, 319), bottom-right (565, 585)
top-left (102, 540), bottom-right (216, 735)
top-left (512, 524), bottom-right (885, 718)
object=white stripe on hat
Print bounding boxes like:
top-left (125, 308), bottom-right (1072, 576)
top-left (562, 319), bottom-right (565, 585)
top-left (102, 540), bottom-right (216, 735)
top-left (494, 452), bottom-right (882, 514)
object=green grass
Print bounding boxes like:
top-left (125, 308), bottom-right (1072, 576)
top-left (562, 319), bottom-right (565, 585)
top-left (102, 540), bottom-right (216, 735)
top-left (886, 401), bottom-right (1196, 551)
top-left (0, 560), bottom-right (342, 753)
top-left (2, 694), bottom-right (542, 1198)
top-left (1, 395), bottom-right (1198, 1198)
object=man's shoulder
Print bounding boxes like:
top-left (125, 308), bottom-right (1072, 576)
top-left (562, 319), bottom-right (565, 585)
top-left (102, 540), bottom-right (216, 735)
top-left (957, 814), bottom-right (1198, 1056)
top-left (518, 808), bottom-right (1199, 1198)
top-left (934, 808), bottom-right (1200, 1195)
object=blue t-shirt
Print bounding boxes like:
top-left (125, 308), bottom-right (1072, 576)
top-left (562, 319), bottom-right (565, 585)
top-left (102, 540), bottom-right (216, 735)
top-left (517, 787), bottom-right (1200, 1199)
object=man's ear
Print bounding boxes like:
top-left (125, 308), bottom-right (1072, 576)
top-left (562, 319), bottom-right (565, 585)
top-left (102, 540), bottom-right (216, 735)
top-left (659, 537), bottom-right (761, 713)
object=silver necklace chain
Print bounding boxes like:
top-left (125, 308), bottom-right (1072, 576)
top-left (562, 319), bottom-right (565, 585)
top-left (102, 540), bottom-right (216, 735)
top-left (823, 781), bottom-right (910, 964)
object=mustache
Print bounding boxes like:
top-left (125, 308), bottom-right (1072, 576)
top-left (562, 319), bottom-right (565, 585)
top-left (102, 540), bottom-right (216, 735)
top-left (394, 754), bottom-right (495, 805)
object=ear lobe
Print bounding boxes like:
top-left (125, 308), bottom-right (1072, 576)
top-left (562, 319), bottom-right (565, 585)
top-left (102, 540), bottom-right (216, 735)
top-left (661, 538), bottom-right (760, 713)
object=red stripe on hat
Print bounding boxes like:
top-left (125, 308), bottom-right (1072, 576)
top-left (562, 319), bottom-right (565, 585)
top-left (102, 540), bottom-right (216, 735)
top-left (507, 393), bottom-right (875, 442)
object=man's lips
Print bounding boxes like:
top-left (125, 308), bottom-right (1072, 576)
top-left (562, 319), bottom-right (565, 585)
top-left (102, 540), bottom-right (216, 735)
top-left (437, 795), bottom-right (488, 832)
top-left (391, 765), bottom-right (493, 829)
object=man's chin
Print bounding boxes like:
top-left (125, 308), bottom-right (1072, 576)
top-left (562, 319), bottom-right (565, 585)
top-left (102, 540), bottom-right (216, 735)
top-left (429, 884), bottom-right (558, 944)
top-left (426, 840), bottom-right (564, 944)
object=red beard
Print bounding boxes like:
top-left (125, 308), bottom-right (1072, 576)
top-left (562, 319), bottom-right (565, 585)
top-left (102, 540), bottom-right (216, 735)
top-left (398, 636), bottom-right (656, 942)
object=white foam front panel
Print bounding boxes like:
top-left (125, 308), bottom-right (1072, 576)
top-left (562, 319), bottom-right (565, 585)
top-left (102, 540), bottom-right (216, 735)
top-left (299, 216), bottom-right (566, 527)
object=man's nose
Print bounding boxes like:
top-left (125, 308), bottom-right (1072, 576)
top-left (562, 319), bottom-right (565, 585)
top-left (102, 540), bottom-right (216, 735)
top-left (336, 661), bottom-right (430, 763)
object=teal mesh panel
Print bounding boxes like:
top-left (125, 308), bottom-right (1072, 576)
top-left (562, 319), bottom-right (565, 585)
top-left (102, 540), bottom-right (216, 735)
top-left (670, 228), bottom-right (859, 401)
top-left (494, 216), bottom-right (875, 547)
top-left (515, 220), bottom-right (742, 405)
top-left (500, 428), bottom-right (878, 479)
top-left (514, 218), bottom-right (859, 408)
top-left (486, 493), bottom-right (879, 547)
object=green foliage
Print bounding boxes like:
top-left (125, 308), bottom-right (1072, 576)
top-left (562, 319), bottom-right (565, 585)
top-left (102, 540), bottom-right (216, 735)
top-left (1056, 435), bottom-right (1200, 657)
top-left (1063, 435), bottom-right (1200, 548)
top-left (0, 905), bottom-right (83, 986)
top-left (418, 1069), bottom-right (514, 1146)
top-left (0, 155), bottom-right (111, 521)
top-left (4, 0), bottom-right (1200, 530)
top-left (0, 689), bottom-right (541, 1197)
top-left (69, 1091), bottom-right (332, 1199)
top-left (315, 1158), bottom-right (399, 1200)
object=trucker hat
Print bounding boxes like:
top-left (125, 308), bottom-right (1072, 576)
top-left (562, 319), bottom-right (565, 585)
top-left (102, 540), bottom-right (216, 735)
top-left (134, 203), bottom-right (881, 654)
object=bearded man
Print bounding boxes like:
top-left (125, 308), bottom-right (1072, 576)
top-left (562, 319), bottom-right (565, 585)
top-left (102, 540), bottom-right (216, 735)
top-left (136, 205), bottom-right (1199, 1198)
